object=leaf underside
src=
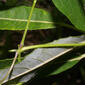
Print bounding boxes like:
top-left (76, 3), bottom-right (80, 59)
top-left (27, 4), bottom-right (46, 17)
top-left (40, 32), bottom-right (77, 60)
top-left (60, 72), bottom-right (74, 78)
top-left (1, 35), bottom-right (85, 84)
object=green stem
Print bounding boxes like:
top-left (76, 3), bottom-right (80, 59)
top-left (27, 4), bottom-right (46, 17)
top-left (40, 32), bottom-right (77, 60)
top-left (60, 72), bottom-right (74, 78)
top-left (16, 0), bottom-right (37, 62)
top-left (17, 0), bottom-right (37, 61)
top-left (21, 0), bottom-right (37, 46)
top-left (10, 42), bottom-right (85, 53)
top-left (21, 43), bottom-right (85, 52)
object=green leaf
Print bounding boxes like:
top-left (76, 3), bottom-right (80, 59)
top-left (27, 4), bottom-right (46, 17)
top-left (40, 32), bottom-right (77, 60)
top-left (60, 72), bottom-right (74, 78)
top-left (0, 6), bottom-right (56, 30)
top-left (0, 58), bottom-right (13, 70)
top-left (50, 60), bottom-right (79, 75)
top-left (50, 55), bottom-right (85, 75)
top-left (1, 35), bottom-right (85, 84)
top-left (0, 58), bottom-right (24, 70)
top-left (52, 0), bottom-right (85, 32)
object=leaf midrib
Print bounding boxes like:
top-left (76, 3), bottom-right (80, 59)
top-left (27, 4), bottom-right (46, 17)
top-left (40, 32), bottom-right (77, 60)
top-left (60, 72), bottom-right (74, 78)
top-left (0, 17), bottom-right (54, 24)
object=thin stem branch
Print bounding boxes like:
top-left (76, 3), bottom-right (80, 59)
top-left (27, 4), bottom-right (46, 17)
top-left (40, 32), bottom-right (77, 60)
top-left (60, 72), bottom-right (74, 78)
top-left (21, 0), bottom-right (37, 46)
top-left (0, 0), bottom-right (37, 84)
top-left (10, 42), bottom-right (85, 53)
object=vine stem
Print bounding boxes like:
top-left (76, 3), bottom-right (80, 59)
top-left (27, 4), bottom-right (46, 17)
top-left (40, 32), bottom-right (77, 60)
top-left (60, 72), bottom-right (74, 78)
top-left (10, 42), bottom-right (85, 53)
top-left (21, 42), bottom-right (85, 52)
top-left (21, 0), bottom-right (37, 45)
top-left (0, 0), bottom-right (37, 84)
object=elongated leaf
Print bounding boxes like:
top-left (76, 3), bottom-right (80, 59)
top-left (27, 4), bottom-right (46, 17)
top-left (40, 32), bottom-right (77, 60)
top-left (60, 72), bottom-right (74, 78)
top-left (52, 0), bottom-right (85, 32)
top-left (1, 35), bottom-right (85, 84)
top-left (49, 59), bottom-right (81, 75)
top-left (0, 59), bottom-right (13, 70)
top-left (0, 6), bottom-right (56, 30)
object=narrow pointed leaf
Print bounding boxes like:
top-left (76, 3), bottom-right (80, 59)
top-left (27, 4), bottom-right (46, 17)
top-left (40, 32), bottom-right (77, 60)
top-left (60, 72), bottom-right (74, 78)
top-left (0, 6), bottom-right (56, 30)
top-left (49, 55), bottom-right (84, 76)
